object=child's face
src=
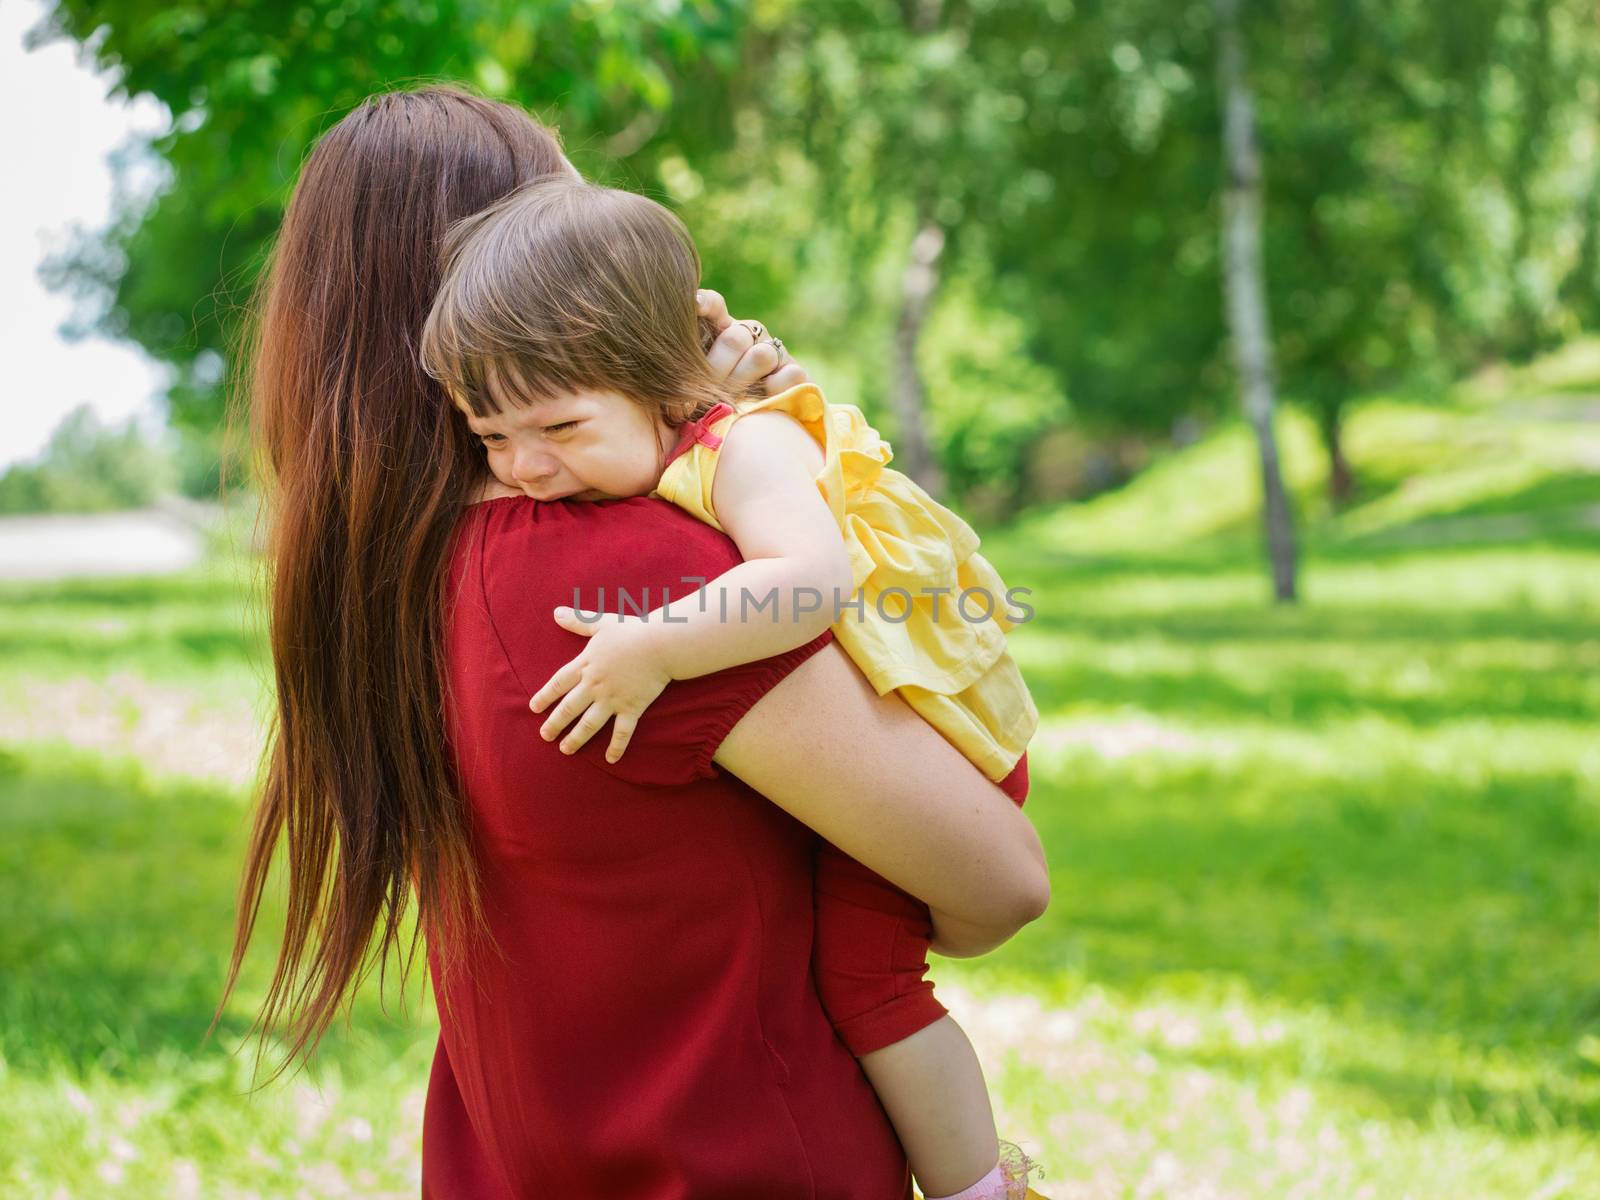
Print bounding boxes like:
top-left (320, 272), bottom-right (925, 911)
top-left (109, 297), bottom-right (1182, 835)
top-left (459, 386), bottom-right (676, 502)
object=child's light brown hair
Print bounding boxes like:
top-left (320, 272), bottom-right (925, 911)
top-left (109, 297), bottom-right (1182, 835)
top-left (421, 176), bottom-right (733, 426)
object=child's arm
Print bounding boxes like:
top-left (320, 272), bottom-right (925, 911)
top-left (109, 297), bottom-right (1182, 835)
top-left (532, 410), bottom-right (855, 762)
top-left (662, 408), bottom-right (855, 678)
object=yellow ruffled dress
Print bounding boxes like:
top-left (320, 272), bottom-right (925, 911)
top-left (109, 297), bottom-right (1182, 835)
top-left (651, 384), bottom-right (1038, 782)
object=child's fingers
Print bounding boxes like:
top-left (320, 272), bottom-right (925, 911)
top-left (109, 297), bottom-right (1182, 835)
top-left (538, 682), bottom-right (591, 742)
top-left (558, 702), bottom-right (612, 755)
top-left (604, 713), bottom-right (639, 764)
top-left (553, 605), bottom-right (603, 635)
top-left (530, 659), bottom-right (583, 714)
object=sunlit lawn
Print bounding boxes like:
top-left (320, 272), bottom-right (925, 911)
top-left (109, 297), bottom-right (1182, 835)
top-left (963, 530), bottom-right (1600, 1198)
top-left (2, 383), bottom-right (1598, 1196)
top-left (0, 566), bottom-right (435, 1198)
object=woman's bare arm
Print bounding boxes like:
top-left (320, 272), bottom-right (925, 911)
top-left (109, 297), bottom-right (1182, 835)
top-left (713, 641), bottom-right (1049, 938)
top-left (925, 908), bottom-right (1020, 959)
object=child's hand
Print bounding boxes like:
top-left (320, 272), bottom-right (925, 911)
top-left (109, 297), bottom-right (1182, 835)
top-left (530, 606), bottom-right (672, 763)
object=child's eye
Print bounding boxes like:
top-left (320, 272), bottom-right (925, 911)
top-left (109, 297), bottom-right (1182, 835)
top-left (481, 434), bottom-right (506, 447)
top-left (544, 422), bottom-right (577, 435)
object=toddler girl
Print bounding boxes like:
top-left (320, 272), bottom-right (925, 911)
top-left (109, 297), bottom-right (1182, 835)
top-left (421, 177), bottom-right (1043, 1200)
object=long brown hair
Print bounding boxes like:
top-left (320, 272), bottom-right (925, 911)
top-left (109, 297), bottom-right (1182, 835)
top-left (420, 177), bottom-right (733, 425)
top-left (220, 85), bottom-right (568, 1073)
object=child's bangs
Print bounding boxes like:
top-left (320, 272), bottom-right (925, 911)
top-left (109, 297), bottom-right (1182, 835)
top-left (476, 351), bottom-right (624, 416)
top-left (498, 321), bottom-right (646, 411)
top-left (422, 281), bottom-right (641, 417)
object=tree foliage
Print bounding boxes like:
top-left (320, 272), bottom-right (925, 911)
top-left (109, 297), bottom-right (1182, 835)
top-left (0, 406), bottom-right (173, 514)
top-left (36, 0), bottom-right (747, 430)
top-left (33, 0), bottom-right (1600, 512)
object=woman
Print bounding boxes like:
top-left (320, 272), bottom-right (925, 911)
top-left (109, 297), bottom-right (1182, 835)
top-left (221, 85), bottom-right (1048, 1197)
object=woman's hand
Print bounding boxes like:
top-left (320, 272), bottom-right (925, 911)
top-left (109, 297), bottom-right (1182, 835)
top-left (530, 607), bottom-right (674, 763)
top-left (697, 289), bottom-right (810, 395)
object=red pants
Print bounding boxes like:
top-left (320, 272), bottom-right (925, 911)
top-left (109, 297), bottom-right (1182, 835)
top-left (812, 752), bottom-right (1031, 1057)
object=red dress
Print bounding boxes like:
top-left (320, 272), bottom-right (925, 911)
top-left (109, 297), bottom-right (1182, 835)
top-left (424, 495), bottom-right (912, 1199)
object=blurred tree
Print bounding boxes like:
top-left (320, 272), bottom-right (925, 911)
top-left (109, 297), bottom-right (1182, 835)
top-left (668, 0), bottom-right (1085, 498)
top-left (974, 0), bottom-right (1590, 508)
top-left (1215, 0), bottom-right (1297, 602)
top-left (34, 0), bottom-right (749, 437)
top-left (33, 0), bottom-right (1600, 536)
top-left (1245, 0), bottom-right (1501, 507)
top-left (1239, 0), bottom-right (1600, 505)
top-left (978, 2), bottom-right (1227, 439)
top-left (0, 405), bottom-right (174, 514)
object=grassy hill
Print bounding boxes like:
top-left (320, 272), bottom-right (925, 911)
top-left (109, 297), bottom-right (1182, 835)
top-left (1012, 338), bottom-right (1600, 563)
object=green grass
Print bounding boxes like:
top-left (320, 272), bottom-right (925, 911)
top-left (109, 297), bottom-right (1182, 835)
top-left (940, 532), bottom-right (1600, 1194)
top-left (0, 746), bottom-right (435, 1197)
top-left (0, 565), bottom-right (433, 1197)
top-left (2, 352), bottom-right (1598, 1196)
top-left (941, 356), bottom-right (1600, 1196)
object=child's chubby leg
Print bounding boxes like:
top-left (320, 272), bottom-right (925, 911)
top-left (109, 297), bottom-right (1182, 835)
top-left (858, 1016), bottom-right (1002, 1197)
top-left (814, 844), bottom-right (1026, 1199)
top-left (813, 753), bottom-right (1035, 1196)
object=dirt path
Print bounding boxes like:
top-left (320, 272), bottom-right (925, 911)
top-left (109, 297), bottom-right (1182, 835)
top-left (0, 507), bottom-right (210, 580)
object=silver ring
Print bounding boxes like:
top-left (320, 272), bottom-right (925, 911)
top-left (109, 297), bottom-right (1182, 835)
top-left (768, 337), bottom-right (786, 361)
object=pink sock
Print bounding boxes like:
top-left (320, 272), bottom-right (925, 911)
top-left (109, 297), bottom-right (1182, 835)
top-left (927, 1162), bottom-right (1008, 1200)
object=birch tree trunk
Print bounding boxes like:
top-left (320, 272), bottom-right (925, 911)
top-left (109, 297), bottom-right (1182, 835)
top-left (891, 219), bottom-right (949, 498)
top-left (1320, 402), bottom-right (1354, 507)
top-left (1215, 0), bottom-right (1298, 602)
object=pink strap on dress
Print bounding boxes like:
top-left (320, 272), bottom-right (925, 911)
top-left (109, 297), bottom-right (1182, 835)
top-left (660, 401), bottom-right (737, 472)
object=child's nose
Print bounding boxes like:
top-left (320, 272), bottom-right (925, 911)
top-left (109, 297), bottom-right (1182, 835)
top-left (512, 448), bottom-right (558, 484)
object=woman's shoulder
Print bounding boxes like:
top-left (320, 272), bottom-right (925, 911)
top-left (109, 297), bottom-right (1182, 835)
top-left (462, 492), bottom-right (739, 569)
top-left (446, 492), bottom-right (833, 791)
